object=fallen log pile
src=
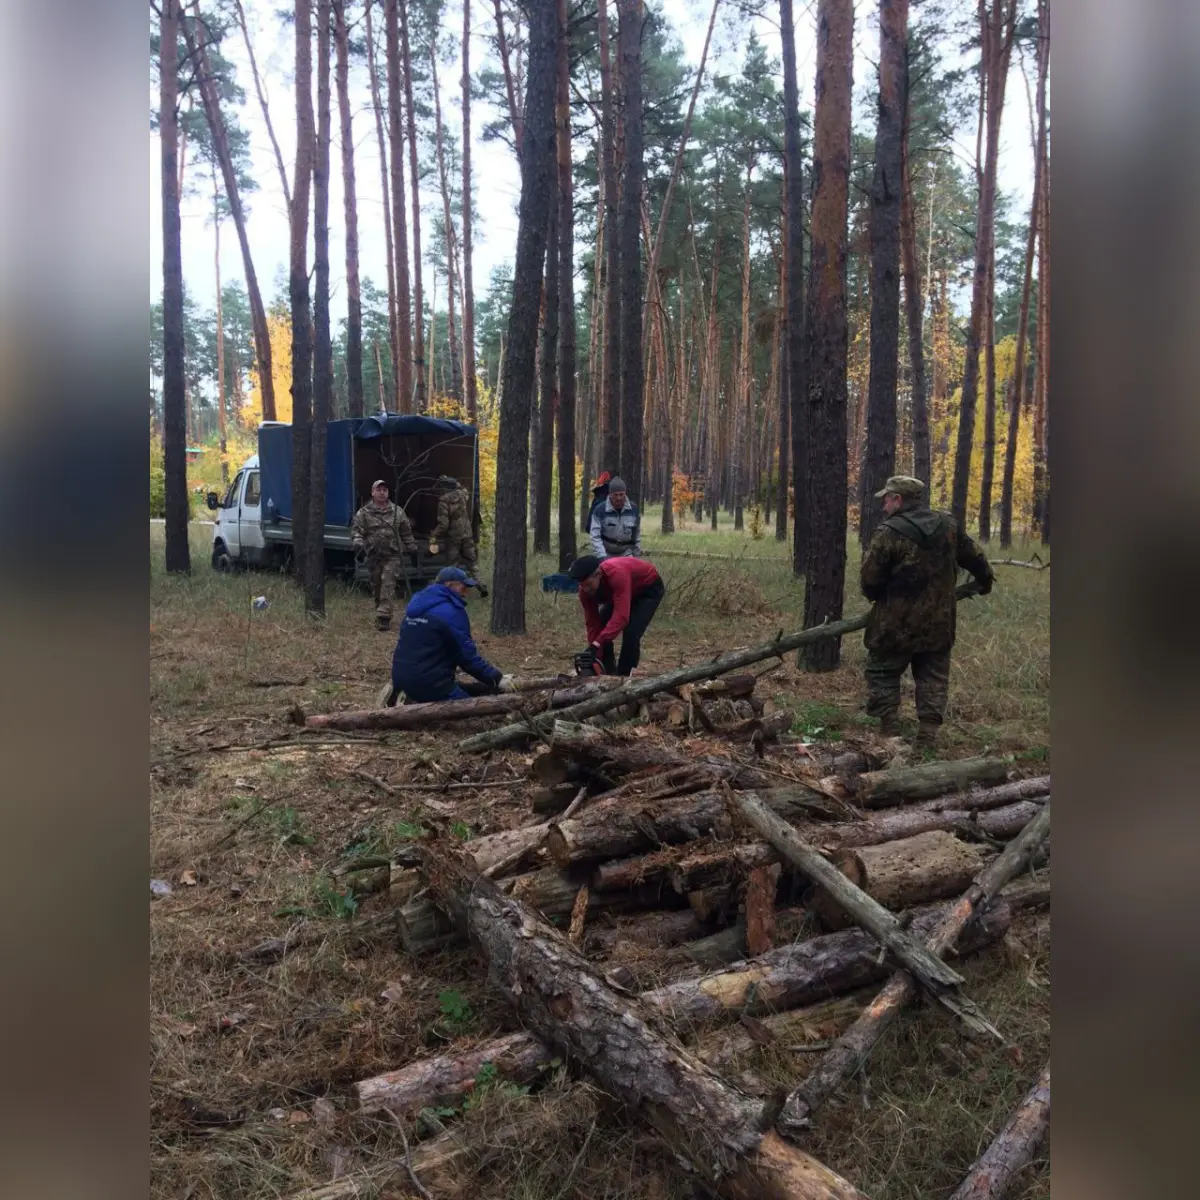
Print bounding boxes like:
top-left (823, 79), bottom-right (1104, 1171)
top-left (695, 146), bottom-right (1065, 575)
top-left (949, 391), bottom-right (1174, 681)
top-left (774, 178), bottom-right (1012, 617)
top-left (289, 601), bottom-right (1050, 1196)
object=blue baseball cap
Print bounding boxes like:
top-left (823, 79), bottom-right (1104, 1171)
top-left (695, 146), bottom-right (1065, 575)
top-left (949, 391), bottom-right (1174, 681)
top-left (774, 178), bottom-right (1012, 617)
top-left (436, 566), bottom-right (480, 588)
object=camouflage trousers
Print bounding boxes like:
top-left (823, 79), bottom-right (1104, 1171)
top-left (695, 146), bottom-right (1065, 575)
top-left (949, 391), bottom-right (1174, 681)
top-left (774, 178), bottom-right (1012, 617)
top-left (442, 535), bottom-right (478, 574)
top-left (368, 554), bottom-right (405, 622)
top-left (864, 647), bottom-right (952, 726)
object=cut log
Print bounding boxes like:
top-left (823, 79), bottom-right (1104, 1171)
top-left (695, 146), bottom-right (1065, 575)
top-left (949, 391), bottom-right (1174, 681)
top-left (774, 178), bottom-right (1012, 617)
top-left (695, 993), bottom-right (875, 1069)
top-left (855, 757), bottom-right (1011, 808)
top-left (549, 784), bottom-right (861, 870)
top-left (812, 831), bottom-right (991, 929)
top-left (720, 710), bottom-right (794, 743)
top-left (530, 783), bottom-right (583, 813)
top-left (948, 1062), bottom-right (1051, 1200)
top-left (306, 677), bottom-right (624, 731)
top-left (582, 909), bottom-right (709, 958)
top-left (355, 1030), bottom-right (553, 1117)
top-left (730, 791), bottom-right (967, 995)
top-left (810, 799), bottom-right (1044, 852)
top-left (460, 582), bottom-right (987, 753)
top-left (642, 899), bottom-right (1011, 1025)
top-left (686, 885), bottom-right (737, 923)
top-left (419, 845), bottom-right (865, 1199)
top-left (680, 907), bottom-right (813, 969)
top-left (686, 673), bottom-right (758, 699)
top-left (777, 804), bottom-right (1051, 1135)
top-left (1000, 872), bottom-right (1049, 913)
top-left (745, 864), bottom-right (781, 954)
top-left (916, 775), bottom-right (1049, 812)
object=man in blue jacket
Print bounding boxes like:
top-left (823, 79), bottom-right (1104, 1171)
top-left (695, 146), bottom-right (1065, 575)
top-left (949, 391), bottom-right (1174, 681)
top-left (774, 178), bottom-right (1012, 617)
top-left (387, 567), bottom-right (514, 704)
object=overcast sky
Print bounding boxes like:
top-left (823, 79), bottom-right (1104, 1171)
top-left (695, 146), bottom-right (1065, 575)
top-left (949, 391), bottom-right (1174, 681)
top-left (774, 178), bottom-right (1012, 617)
top-left (150, 0), bottom-right (1035, 318)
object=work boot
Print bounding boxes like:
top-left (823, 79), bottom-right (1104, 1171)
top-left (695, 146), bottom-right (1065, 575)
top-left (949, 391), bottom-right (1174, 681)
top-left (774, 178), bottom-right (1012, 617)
top-left (878, 714), bottom-right (901, 737)
top-left (376, 680), bottom-right (397, 708)
top-left (476, 582), bottom-right (489, 598)
top-left (375, 616), bottom-right (391, 632)
top-left (914, 721), bottom-right (940, 751)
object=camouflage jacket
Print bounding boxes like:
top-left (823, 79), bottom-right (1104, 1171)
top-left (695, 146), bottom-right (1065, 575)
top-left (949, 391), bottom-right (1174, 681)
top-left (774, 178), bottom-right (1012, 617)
top-left (860, 503), bottom-right (994, 654)
top-left (351, 501), bottom-right (417, 558)
top-left (431, 487), bottom-right (472, 542)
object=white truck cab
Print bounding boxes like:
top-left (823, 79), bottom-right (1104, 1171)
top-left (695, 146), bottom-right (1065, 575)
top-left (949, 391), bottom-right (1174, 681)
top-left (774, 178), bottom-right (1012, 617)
top-left (206, 455), bottom-right (268, 570)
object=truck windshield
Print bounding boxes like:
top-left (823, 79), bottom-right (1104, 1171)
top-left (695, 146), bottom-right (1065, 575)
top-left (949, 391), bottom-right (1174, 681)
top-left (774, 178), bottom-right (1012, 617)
top-left (223, 474), bottom-right (242, 508)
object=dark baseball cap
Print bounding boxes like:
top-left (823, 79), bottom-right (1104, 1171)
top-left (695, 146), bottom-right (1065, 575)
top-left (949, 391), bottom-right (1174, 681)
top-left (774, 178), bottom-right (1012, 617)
top-left (567, 555), bottom-right (602, 580)
top-left (436, 566), bottom-right (480, 588)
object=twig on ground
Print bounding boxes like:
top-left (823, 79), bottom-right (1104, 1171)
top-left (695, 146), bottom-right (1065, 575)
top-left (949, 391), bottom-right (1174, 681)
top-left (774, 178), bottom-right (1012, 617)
top-left (384, 1109), bottom-right (434, 1200)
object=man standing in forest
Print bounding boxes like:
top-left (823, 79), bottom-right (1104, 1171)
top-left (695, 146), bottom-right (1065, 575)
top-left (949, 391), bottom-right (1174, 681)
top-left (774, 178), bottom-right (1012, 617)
top-left (568, 553), bottom-right (664, 677)
top-left (351, 480), bottom-right (418, 632)
top-left (429, 475), bottom-right (487, 596)
top-left (588, 476), bottom-right (642, 558)
top-left (860, 476), bottom-right (995, 749)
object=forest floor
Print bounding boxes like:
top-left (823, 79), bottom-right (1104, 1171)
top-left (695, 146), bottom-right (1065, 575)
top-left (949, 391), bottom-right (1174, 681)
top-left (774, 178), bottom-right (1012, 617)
top-left (150, 516), bottom-right (1050, 1200)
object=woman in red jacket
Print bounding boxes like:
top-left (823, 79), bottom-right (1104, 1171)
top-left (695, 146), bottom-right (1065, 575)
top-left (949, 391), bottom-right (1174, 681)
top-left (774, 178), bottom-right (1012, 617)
top-left (567, 554), bottom-right (665, 676)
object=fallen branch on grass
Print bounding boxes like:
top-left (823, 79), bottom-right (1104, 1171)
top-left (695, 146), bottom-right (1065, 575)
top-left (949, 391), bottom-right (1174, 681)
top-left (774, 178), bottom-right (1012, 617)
top-left (948, 1062), bottom-right (1051, 1200)
top-left (776, 804), bottom-right (1052, 1136)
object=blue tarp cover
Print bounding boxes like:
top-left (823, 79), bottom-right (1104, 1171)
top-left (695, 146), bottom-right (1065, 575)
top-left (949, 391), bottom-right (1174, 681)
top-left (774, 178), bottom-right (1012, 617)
top-left (354, 414), bottom-right (476, 440)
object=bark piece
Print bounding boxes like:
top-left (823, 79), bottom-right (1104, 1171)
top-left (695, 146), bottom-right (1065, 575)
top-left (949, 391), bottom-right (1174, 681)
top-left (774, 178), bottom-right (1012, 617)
top-left (731, 791), bottom-right (966, 995)
top-left (567, 885), bottom-right (590, 944)
top-left (777, 804), bottom-right (1050, 1135)
top-left (355, 1031), bottom-right (553, 1117)
top-left (948, 1062), bottom-right (1051, 1200)
top-left (855, 757), bottom-right (1011, 808)
top-left (812, 831), bottom-right (990, 928)
top-left (745, 864), bottom-right (782, 955)
top-left (642, 900), bottom-right (1010, 1025)
top-left (421, 846), bottom-right (865, 1198)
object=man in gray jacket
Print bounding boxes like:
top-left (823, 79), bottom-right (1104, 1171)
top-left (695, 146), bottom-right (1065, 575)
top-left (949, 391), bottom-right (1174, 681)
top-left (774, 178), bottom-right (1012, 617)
top-left (588, 476), bottom-right (642, 558)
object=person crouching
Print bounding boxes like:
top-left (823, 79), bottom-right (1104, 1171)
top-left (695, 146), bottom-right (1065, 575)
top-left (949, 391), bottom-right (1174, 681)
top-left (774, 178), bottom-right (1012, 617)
top-left (568, 553), bottom-right (665, 677)
top-left (389, 567), bottom-right (513, 703)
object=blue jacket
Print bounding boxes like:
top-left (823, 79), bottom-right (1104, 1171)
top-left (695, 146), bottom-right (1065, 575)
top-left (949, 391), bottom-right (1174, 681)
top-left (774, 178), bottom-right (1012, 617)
top-left (391, 584), bottom-right (501, 701)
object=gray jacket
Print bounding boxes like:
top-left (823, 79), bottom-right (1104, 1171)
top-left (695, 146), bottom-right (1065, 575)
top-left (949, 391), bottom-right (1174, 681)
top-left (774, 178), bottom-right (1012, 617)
top-left (589, 497), bottom-right (642, 557)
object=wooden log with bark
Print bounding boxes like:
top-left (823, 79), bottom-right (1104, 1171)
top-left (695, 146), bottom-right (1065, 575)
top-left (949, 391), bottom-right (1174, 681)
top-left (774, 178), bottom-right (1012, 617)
top-left (854, 757), bottom-right (1012, 808)
top-left (461, 583), bottom-right (986, 753)
top-left (948, 1062), bottom-right (1051, 1200)
top-left (582, 909), bottom-right (709, 958)
top-left (811, 830), bottom-right (991, 929)
top-left (305, 678), bottom-right (623, 731)
top-left (730, 791), bottom-right (969, 996)
top-left (355, 1030), bottom-right (554, 1117)
top-left (419, 844), bottom-right (866, 1199)
top-left (811, 798), bottom-right (1045, 851)
top-left (680, 907), bottom-right (814, 969)
top-left (641, 900), bottom-right (1011, 1025)
top-left (776, 804), bottom-right (1051, 1135)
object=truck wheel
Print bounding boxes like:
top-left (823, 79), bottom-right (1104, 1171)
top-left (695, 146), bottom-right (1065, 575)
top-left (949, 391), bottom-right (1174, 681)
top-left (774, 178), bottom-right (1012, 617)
top-left (212, 541), bottom-right (234, 572)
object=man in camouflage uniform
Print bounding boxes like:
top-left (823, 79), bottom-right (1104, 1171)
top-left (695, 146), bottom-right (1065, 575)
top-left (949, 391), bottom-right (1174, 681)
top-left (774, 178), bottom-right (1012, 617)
top-left (351, 479), bottom-right (418, 631)
top-left (429, 475), bottom-right (487, 596)
top-left (860, 475), bottom-right (995, 749)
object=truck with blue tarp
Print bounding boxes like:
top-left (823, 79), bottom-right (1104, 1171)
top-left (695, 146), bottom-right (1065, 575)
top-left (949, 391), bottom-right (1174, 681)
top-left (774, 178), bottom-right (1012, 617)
top-left (205, 414), bottom-right (480, 586)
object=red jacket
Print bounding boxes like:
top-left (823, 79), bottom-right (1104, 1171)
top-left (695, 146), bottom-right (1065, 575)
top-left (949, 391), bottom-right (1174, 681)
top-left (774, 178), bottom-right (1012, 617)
top-left (580, 556), bottom-right (661, 645)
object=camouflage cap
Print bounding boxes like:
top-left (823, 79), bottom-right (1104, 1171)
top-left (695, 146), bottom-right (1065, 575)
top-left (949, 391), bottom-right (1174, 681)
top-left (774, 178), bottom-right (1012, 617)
top-left (874, 475), bottom-right (925, 500)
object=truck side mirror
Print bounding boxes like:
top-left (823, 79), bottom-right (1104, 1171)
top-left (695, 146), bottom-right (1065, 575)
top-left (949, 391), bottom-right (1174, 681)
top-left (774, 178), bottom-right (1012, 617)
top-left (206, 491), bottom-right (220, 511)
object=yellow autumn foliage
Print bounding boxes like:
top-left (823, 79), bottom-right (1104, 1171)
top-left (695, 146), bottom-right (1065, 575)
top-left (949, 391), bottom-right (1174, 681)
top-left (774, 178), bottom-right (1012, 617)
top-left (243, 308), bottom-right (293, 428)
top-left (931, 335), bottom-right (1036, 532)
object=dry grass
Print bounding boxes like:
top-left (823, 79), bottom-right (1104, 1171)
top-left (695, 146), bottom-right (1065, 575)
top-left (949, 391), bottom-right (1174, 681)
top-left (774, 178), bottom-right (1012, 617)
top-left (150, 522), bottom-right (1049, 1199)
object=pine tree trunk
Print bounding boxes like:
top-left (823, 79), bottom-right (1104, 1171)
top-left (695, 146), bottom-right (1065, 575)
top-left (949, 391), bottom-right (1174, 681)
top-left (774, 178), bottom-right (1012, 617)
top-left (385, 0), bottom-right (414, 412)
top-left (900, 120), bottom-right (930, 488)
top-left (951, 0), bottom-right (1016, 530)
top-left (307, 0), bottom-right (333, 616)
top-left (290, 0), bottom-right (316, 583)
top-left (979, 241), bottom-right (996, 539)
top-left (556, 0), bottom-right (578, 569)
top-left (489, 0), bottom-right (556, 635)
top-left (617, 0), bottom-right (645, 502)
top-left (462, 0), bottom-right (479, 422)
top-left (333, 1), bottom-right (364, 418)
top-left (780, 0), bottom-right (807, 575)
top-left (159, 0), bottom-right (191, 573)
top-left (364, 1), bottom-right (400, 407)
top-left (233, 0), bottom-right (292, 209)
top-left (802, 0), bottom-right (854, 672)
top-left (534, 196), bottom-right (559, 555)
top-left (213, 182), bottom-right (228, 485)
top-left (733, 174), bottom-right (754, 532)
top-left (1032, 2), bottom-right (1050, 544)
top-left (430, 43), bottom-right (462, 401)
top-left (597, 0), bottom-right (622, 473)
top-left (775, 239), bottom-right (789, 540)
top-left (491, 0), bottom-right (524, 156)
top-left (858, 0), bottom-right (908, 545)
top-left (398, 0), bottom-right (425, 409)
top-left (184, 9), bottom-right (275, 424)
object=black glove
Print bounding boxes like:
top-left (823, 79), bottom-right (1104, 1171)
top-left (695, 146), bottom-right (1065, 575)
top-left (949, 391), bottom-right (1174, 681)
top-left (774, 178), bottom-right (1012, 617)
top-left (574, 647), bottom-right (603, 676)
top-left (977, 573), bottom-right (994, 596)
top-left (476, 582), bottom-right (489, 598)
